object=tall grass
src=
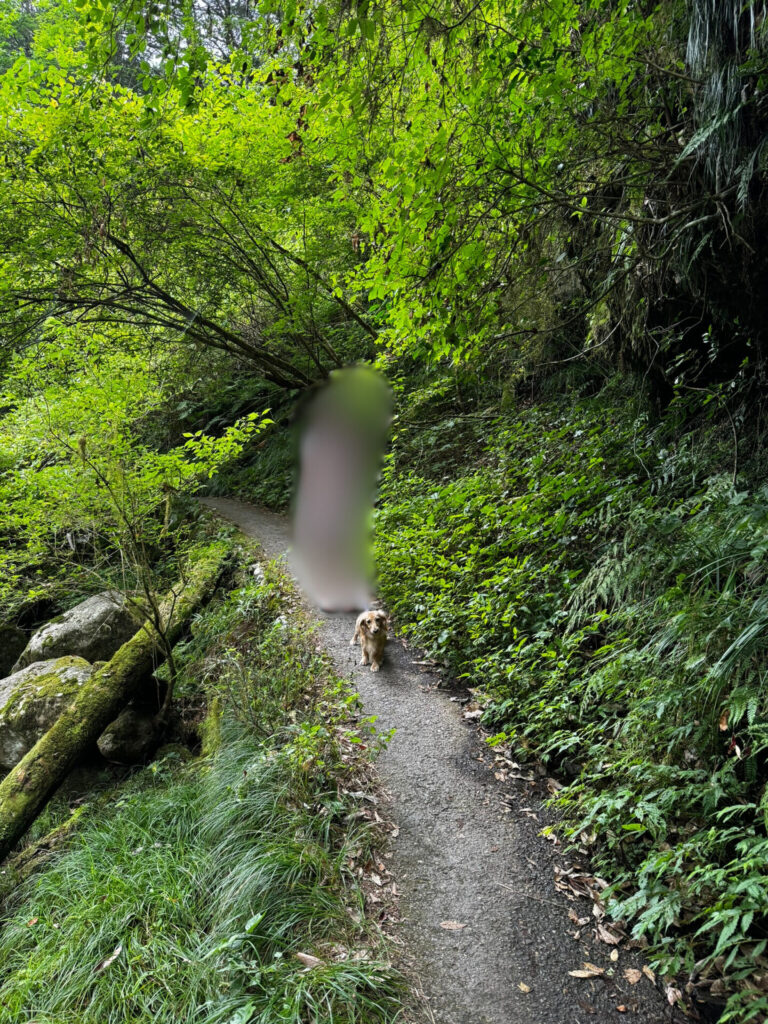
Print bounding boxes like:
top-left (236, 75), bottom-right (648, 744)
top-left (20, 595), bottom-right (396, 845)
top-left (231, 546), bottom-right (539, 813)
top-left (0, 728), bottom-right (401, 1024)
top-left (0, 561), bottom-right (402, 1024)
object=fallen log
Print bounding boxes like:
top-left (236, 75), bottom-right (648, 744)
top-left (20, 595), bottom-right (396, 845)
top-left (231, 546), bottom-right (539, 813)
top-left (4, 803), bottom-right (89, 885)
top-left (0, 542), bottom-right (228, 861)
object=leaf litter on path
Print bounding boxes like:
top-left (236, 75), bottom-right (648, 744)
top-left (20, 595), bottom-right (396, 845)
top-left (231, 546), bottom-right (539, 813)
top-left (569, 962), bottom-right (606, 978)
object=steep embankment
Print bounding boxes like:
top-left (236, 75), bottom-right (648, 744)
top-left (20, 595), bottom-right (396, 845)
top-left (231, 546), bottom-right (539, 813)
top-left (201, 497), bottom-right (674, 1024)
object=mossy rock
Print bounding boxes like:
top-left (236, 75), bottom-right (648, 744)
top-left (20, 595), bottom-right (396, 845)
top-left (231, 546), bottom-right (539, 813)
top-left (12, 592), bottom-right (140, 672)
top-left (97, 707), bottom-right (163, 765)
top-left (0, 657), bottom-right (94, 769)
top-left (153, 743), bottom-right (193, 764)
top-left (200, 696), bottom-right (223, 756)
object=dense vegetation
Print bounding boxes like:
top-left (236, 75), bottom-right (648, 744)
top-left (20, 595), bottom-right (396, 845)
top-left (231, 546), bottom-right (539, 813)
top-left (374, 371), bottom-right (768, 1020)
top-left (3, 0), bottom-right (768, 1020)
top-left (0, 555), bottom-right (402, 1023)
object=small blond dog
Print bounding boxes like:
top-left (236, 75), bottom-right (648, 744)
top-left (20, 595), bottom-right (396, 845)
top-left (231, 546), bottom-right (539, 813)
top-left (351, 609), bottom-right (388, 672)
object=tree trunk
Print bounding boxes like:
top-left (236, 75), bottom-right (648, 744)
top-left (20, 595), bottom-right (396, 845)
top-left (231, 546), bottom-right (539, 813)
top-left (0, 542), bottom-right (228, 861)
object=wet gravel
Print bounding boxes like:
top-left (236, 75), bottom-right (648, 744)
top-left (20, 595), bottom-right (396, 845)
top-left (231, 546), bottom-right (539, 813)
top-left (201, 497), bottom-right (678, 1024)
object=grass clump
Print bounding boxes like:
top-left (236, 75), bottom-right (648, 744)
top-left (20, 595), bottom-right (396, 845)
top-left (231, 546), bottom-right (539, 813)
top-left (0, 556), bottom-right (402, 1024)
top-left (0, 732), bottom-right (399, 1024)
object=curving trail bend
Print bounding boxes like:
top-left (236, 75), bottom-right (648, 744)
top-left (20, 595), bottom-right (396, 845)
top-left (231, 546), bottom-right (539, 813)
top-left (201, 497), bottom-right (674, 1024)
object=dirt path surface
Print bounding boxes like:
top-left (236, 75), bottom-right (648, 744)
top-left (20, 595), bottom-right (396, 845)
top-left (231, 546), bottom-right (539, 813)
top-left (202, 498), bottom-right (676, 1024)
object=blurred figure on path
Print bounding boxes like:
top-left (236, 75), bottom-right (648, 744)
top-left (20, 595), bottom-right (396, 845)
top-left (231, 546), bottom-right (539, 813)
top-left (292, 366), bottom-right (391, 612)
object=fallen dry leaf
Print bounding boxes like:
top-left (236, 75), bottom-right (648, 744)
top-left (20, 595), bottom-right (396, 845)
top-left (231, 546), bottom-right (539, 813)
top-left (295, 952), bottom-right (323, 969)
top-left (666, 985), bottom-right (683, 1005)
top-left (518, 982), bottom-right (531, 993)
top-left (26, 917), bottom-right (38, 927)
top-left (582, 962), bottom-right (604, 974)
top-left (610, 949), bottom-right (619, 963)
top-left (463, 709), bottom-right (483, 720)
top-left (568, 909), bottom-right (590, 926)
top-left (616, 1005), bottom-right (627, 1013)
top-left (642, 965), bottom-right (655, 983)
top-left (94, 944), bottom-right (122, 973)
top-left (597, 922), bottom-right (622, 945)
top-left (440, 920), bottom-right (467, 930)
top-left (569, 962), bottom-right (606, 978)
top-left (553, 865), bottom-right (606, 909)
top-left (623, 969), bottom-right (643, 985)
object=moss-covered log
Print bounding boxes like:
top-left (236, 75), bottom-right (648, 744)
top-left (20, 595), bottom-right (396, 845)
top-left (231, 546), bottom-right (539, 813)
top-left (0, 542), bottom-right (228, 861)
top-left (3, 804), bottom-right (88, 886)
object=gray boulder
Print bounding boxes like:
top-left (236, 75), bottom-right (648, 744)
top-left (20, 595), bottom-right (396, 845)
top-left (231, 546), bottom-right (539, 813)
top-left (0, 624), bottom-right (27, 677)
top-left (0, 656), bottom-right (94, 768)
top-left (97, 707), bottom-right (162, 764)
top-left (12, 592), bottom-right (138, 672)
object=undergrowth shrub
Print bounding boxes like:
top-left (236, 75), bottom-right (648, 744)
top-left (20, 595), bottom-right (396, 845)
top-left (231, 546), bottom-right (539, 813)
top-left (0, 724), bottom-right (400, 1024)
top-left (375, 373), bottom-right (768, 1018)
top-left (209, 426), bottom-right (295, 510)
top-left (0, 552), bottom-right (401, 1024)
top-left (168, 558), bottom-right (329, 738)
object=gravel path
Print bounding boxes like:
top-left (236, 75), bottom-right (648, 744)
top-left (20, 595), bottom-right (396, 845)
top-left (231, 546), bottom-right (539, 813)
top-left (201, 498), bottom-right (676, 1024)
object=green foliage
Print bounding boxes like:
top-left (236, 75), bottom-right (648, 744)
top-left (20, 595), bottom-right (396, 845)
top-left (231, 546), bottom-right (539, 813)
top-left (5, 0), bottom-right (768, 1015)
top-left (0, 332), bottom-right (270, 618)
top-left (29, 0), bottom-right (768, 389)
top-left (377, 382), bottom-right (654, 674)
top-left (0, 6), bottom-right (374, 390)
top-left (0, 556), bottom-right (401, 1023)
top-left (0, 0), bottom-right (36, 72)
top-left (169, 559), bottom-right (323, 737)
top-left (375, 372), bottom-right (768, 1015)
top-left (210, 424), bottom-right (296, 510)
top-left (0, 727), bottom-right (400, 1024)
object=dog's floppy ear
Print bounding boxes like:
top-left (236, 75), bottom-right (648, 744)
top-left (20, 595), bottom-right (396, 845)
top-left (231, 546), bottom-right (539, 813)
top-left (375, 611), bottom-right (388, 629)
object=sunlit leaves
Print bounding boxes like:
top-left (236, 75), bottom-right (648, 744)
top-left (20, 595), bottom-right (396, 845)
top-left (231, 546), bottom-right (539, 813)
top-left (0, 329), bottom-right (269, 612)
top-left (0, 37), bottom-right (367, 388)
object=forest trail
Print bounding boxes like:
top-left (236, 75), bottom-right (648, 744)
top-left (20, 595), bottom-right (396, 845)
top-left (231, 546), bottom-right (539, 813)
top-left (201, 498), bottom-right (673, 1024)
